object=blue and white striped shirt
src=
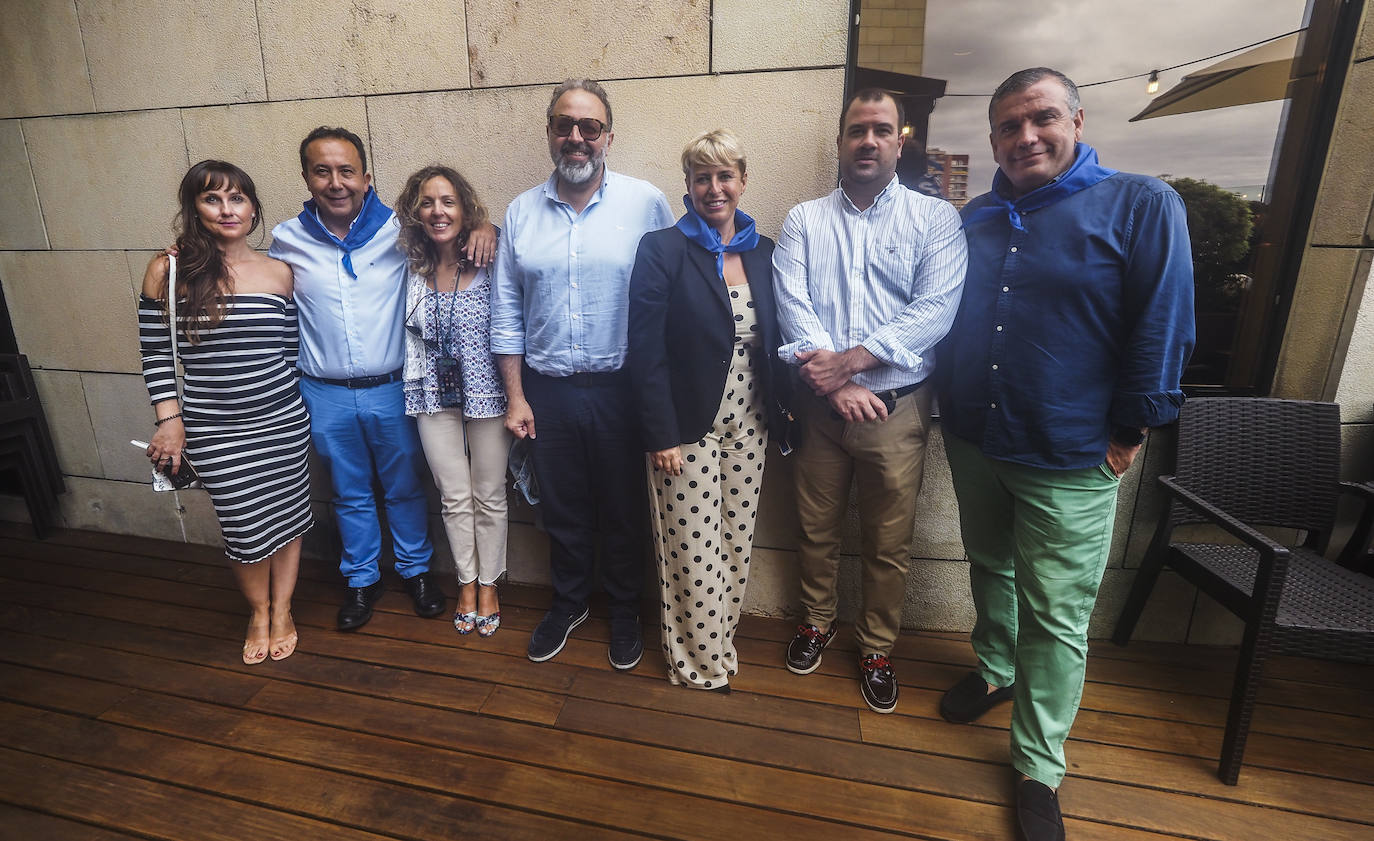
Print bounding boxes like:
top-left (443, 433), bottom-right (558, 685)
top-left (490, 170), bottom-right (674, 376)
top-left (772, 176), bottom-right (968, 392)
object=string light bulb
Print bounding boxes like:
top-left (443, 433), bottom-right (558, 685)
top-left (1146, 70), bottom-right (1160, 95)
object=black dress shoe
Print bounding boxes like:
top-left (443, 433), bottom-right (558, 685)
top-left (338, 580), bottom-right (385, 631)
top-left (859, 653), bottom-right (898, 713)
top-left (1017, 778), bottom-right (1065, 841)
top-left (785, 623), bottom-right (836, 674)
top-left (608, 614), bottom-right (643, 671)
top-left (940, 670), bottom-right (1015, 723)
top-left (405, 571), bottom-right (446, 617)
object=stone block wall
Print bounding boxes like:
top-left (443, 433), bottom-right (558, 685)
top-left (857, 0), bottom-right (926, 76)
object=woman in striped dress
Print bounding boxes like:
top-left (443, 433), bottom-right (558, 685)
top-left (139, 160), bottom-right (313, 665)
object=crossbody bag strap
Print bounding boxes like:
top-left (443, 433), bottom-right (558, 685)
top-left (167, 254), bottom-right (180, 400)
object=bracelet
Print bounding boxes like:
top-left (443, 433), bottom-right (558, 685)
top-left (155, 412), bottom-right (182, 426)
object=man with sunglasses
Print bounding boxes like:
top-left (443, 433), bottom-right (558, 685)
top-left (492, 78), bottom-right (674, 669)
top-left (772, 88), bottom-right (968, 714)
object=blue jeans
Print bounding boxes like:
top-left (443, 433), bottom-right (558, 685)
top-left (300, 377), bottom-right (433, 587)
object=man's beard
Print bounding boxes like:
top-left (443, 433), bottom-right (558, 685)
top-left (553, 140), bottom-right (605, 185)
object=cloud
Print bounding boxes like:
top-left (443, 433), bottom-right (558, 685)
top-left (918, 0), bottom-right (1306, 196)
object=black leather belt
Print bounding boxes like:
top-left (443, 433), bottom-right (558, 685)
top-left (526, 367), bottom-right (626, 387)
top-left (305, 369), bottom-right (403, 389)
top-left (874, 379), bottom-right (925, 403)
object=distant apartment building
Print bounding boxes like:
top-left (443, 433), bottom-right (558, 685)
top-left (925, 148), bottom-right (970, 207)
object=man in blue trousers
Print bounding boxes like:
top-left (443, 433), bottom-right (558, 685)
top-left (270, 126), bottom-right (490, 630)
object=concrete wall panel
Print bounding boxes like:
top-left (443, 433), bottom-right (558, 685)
top-left (76, 0), bottom-right (266, 111)
top-left (711, 0), bottom-right (848, 73)
top-left (1273, 247), bottom-right (1364, 400)
top-left (258, 0), bottom-right (470, 100)
top-left (740, 546), bottom-right (800, 618)
top-left (24, 110), bottom-right (189, 249)
top-left (0, 0), bottom-right (94, 118)
top-left (0, 120), bottom-right (48, 249)
top-left (1094, 568), bottom-right (1193, 643)
top-left (902, 558), bottom-right (976, 632)
top-left (81, 372), bottom-right (165, 483)
top-left (1309, 62), bottom-right (1374, 247)
top-left (32, 369), bottom-right (102, 477)
top-left (182, 98), bottom-right (370, 243)
top-left (0, 250), bottom-right (142, 373)
top-left (59, 476), bottom-right (221, 546)
top-left (605, 70), bottom-right (845, 238)
top-left (366, 86), bottom-right (552, 221)
top-left (1335, 258), bottom-right (1374, 421)
top-left (466, 0), bottom-right (708, 88)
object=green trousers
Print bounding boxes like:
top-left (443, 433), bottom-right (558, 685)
top-left (944, 434), bottom-right (1120, 788)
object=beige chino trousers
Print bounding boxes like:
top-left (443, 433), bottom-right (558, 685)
top-left (793, 384), bottom-right (932, 655)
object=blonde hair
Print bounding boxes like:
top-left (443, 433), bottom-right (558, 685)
top-left (680, 129), bottom-right (747, 177)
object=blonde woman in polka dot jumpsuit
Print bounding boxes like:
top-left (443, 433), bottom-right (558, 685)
top-left (627, 130), bottom-right (794, 692)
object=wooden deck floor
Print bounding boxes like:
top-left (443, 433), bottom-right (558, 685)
top-left (0, 524), bottom-right (1370, 841)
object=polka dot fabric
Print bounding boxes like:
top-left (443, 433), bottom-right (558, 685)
top-left (648, 285), bottom-right (768, 690)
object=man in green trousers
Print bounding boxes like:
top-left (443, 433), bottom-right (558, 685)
top-left (936, 67), bottom-right (1195, 841)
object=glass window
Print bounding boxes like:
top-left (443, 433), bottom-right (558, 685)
top-left (850, 0), bottom-right (1355, 392)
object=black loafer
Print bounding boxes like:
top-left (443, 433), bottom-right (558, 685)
top-left (337, 580), bottom-right (386, 631)
top-left (608, 614), bottom-right (643, 671)
top-left (404, 571), bottom-right (446, 618)
top-left (527, 606), bottom-right (589, 662)
top-left (940, 670), bottom-right (1014, 723)
top-left (785, 623), bottom-right (836, 674)
top-left (1016, 778), bottom-right (1065, 841)
top-left (859, 653), bottom-right (899, 713)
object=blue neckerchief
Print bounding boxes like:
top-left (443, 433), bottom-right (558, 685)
top-left (296, 187), bottom-right (392, 279)
top-left (963, 143), bottom-right (1117, 232)
top-left (674, 195), bottom-right (760, 277)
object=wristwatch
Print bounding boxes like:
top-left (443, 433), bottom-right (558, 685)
top-left (1111, 425), bottom-right (1147, 447)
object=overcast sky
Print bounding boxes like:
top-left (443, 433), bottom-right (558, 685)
top-left (921, 0), bottom-right (1308, 196)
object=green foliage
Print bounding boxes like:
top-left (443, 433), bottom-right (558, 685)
top-left (1166, 177), bottom-right (1256, 311)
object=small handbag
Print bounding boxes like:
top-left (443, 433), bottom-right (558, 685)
top-left (149, 254), bottom-right (201, 492)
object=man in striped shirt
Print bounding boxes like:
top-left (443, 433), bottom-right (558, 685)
top-left (772, 88), bottom-right (968, 714)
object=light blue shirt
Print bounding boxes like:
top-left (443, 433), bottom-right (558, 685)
top-left (772, 176), bottom-right (968, 392)
top-left (269, 212), bottom-right (407, 379)
top-left (491, 170), bottom-right (674, 376)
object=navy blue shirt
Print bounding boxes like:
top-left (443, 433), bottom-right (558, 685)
top-left (939, 170), bottom-right (1195, 470)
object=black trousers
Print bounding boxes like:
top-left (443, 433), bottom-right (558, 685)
top-left (523, 367), bottom-right (646, 619)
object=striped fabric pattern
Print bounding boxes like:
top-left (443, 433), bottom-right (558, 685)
top-left (139, 293), bottom-right (314, 563)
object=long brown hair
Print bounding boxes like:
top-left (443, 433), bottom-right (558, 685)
top-left (161, 160), bottom-right (264, 342)
top-left (394, 165), bottom-right (488, 280)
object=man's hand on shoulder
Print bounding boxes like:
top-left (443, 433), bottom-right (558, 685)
top-left (827, 382), bottom-right (887, 423)
top-left (797, 346), bottom-right (879, 396)
top-left (466, 222), bottom-right (498, 268)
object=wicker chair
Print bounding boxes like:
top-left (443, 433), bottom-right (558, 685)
top-left (1112, 397), bottom-right (1374, 785)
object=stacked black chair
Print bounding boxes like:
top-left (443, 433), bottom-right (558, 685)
top-left (0, 354), bottom-right (65, 537)
top-left (1113, 397), bottom-right (1374, 784)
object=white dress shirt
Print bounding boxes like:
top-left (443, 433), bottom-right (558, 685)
top-left (772, 175), bottom-right (969, 392)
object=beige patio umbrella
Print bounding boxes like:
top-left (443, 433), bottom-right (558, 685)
top-left (1130, 32), bottom-right (1300, 121)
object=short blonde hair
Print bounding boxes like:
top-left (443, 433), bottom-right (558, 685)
top-left (680, 129), bottom-right (747, 177)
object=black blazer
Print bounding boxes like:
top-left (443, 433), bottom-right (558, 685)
top-left (627, 225), bottom-right (792, 453)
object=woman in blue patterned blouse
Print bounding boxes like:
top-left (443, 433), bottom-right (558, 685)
top-left (397, 166), bottom-right (510, 637)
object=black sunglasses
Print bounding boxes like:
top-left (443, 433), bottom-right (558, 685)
top-left (549, 115), bottom-right (608, 141)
